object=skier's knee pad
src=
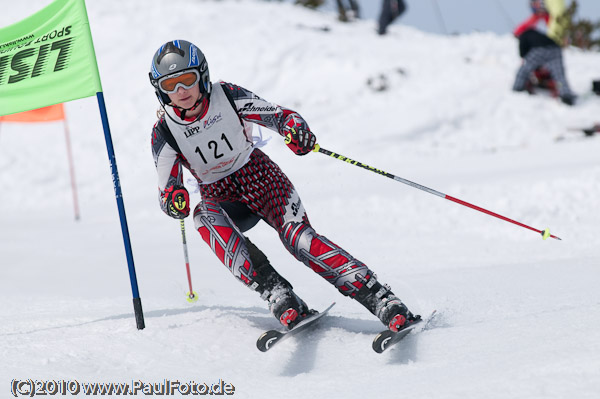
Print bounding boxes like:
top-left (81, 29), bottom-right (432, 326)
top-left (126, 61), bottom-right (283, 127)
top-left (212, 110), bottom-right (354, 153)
top-left (279, 221), bottom-right (372, 297)
top-left (279, 221), bottom-right (317, 260)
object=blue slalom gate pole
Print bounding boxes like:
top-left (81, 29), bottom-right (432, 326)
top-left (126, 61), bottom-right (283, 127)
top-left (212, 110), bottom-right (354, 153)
top-left (96, 92), bottom-right (145, 330)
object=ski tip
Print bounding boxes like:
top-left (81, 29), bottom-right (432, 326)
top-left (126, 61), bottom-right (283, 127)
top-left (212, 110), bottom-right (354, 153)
top-left (372, 331), bottom-right (394, 354)
top-left (315, 302), bottom-right (336, 315)
top-left (257, 330), bottom-right (283, 352)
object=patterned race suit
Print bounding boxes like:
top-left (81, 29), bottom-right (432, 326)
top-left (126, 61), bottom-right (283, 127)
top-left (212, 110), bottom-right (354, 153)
top-left (151, 82), bottom-right (374, 298)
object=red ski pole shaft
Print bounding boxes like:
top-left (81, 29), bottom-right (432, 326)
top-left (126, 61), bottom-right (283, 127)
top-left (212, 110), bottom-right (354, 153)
top-left (313, 145), bottom-right (561, 241)
top-left (180, 219), bottom-right (198, 301)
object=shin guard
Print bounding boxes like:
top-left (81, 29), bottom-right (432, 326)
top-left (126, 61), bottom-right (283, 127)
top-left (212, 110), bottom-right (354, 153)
top-left (193, 200), bottom-right (254, 285)
top-left (279, 221), bottom-right (372, 297)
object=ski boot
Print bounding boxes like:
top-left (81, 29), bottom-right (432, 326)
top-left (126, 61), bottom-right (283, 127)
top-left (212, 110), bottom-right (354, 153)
top-left (246, 238), bottom-right (311, 330)
top-left (354, 273), bottom-right (420, 332)
top-left (266, 286), bottom-right (311, 330)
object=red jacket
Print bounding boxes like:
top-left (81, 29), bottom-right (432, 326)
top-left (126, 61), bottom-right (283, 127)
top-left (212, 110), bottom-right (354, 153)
top-left (513, 13), bottom-right (549, 37)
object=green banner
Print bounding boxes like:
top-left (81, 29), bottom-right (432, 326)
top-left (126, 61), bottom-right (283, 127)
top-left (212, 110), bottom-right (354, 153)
top-left (0, 0), bottom-right (102, 116)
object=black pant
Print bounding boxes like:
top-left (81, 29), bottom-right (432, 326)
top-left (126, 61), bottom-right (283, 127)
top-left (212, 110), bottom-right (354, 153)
top-left (378, 0), bottom-right (406, 35)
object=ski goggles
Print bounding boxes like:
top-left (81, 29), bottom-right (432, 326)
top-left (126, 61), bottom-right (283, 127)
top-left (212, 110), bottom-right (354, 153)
top-left (157, 69), bottom-right (200, 94)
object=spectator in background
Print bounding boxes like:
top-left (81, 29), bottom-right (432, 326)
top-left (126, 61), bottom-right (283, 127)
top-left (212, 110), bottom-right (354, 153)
top-left (294, 0), bottom-right (324, 9)
top-left (378, 0), bottom-right (406, 35)
top-left (335, 0), bottom-right (360, 22)
top-left (512, 0), bottom-right (576, 105)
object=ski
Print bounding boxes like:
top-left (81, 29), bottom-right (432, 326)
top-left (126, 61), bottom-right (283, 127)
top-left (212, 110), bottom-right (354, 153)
top-left (572, 124), bottom-right (600, 137)
top-left (372, 310), bottom-right (437, 354)
top-left (256, 302), bottom-right (335, 352)
top-left (555, 124), bottom-right (600, 141)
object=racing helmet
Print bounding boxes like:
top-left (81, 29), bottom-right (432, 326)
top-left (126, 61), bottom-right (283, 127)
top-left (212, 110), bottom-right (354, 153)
top-left (149, 40), bottom-right (211, 105)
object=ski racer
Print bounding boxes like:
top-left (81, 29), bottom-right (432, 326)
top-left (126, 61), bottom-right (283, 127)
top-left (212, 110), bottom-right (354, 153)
top-left (149, 40), bottom-right (420, 332)
top-left (512, 0), bottom-right (576, 105)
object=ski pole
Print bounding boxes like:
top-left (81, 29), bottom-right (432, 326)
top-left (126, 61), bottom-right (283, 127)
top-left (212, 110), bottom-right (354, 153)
top-left (491, 0), bottom-right (515, 30)
top-left (180, 219), bottom-right (198, 302)
top-left (431, 0), bottom-right (449, 35)
top-left (312, 144), bottom-right (561, 241)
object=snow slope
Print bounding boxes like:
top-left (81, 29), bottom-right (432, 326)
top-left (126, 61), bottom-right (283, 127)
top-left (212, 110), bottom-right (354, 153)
top-left (1, 1), bottom-right (600, 398)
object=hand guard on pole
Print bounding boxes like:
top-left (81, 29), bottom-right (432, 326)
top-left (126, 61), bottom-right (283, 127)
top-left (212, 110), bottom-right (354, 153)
top-left (285, 127), bottom-right (316, 155)
top-left (164, 185), bottom-right (190, 219)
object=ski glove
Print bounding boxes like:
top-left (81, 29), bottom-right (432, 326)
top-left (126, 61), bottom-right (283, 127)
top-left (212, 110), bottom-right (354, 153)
top-left (285, 127), bottom-right (316, 155)
top-left (164, 185), bottom-right (190, 219)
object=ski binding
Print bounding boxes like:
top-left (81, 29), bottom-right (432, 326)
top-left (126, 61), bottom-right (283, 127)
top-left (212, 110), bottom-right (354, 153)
top-left (372, 310), bottom-right (437, 354)
top-left (256, 302), bottom-right (335, 352)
